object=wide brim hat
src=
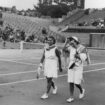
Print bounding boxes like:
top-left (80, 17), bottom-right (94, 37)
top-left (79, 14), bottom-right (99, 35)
top-left (71, 36), bottom-right (79, 43)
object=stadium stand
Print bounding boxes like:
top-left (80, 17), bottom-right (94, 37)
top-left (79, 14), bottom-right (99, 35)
top-left (76, 9), bottom-right (105, 25)
top-left (0, 8), bottom-right (105, 49)
top-left (57, 9), bottom-right (85, 25)
top-left (0, 12), bottom-right (66, 48)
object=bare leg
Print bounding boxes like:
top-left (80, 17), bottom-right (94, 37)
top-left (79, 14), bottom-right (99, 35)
top-left (46, 78), bottom-right (53, 94)
top-left (75, 84), bottom-right (83, 94)
top-left (69, 83), bottom-right (74, 97)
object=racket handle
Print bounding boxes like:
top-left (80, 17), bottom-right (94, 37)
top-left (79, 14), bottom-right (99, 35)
top-left (36, 67), bottom-right (41, 79)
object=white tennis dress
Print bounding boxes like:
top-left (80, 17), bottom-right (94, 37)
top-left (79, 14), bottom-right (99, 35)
top-left (67, 45), bottom-right (86, 84)
top-left (44, 47), bottom-right (58, 78)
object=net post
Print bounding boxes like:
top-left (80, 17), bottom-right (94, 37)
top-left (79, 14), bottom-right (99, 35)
top-left (20, 40), bottom-right (24, 52)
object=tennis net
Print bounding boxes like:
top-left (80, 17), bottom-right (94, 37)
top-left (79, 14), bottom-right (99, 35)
top-left (20, 41), bottom-right (44, 50)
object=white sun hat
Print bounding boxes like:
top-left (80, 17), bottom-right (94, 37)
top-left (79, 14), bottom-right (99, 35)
top-left (71, 36), bottom-right (79, 42)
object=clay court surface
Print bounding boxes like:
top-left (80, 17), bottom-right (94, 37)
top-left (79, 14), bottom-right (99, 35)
top-left (0, 49), bottom-right (105, 105)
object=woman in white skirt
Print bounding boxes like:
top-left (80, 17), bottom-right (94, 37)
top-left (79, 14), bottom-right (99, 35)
top-left (63, 36), bottom-right (89, 103)
top-left (38, 36), bottom-right (63, 99)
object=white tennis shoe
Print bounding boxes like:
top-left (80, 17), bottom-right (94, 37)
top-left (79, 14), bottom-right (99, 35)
top-left (79, 89), bottom-right (85, 99)
top-left (41, 93), bottom-right (48, 99)
top-left (66, 98), bottom-right (74, 103)
top-left (52, 86), bottom-right (57, 94)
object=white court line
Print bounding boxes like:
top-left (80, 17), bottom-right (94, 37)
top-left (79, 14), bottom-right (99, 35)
top-left (0, 62), bottom-right (105, 76)
top-left (0, 57), bottom-right (41, 61)
top-left (0, 67), bottom-right (105, 86)
top-left (1, 57), bottom-right (105, 67)
top-left (89, 62), bottom-right (105, 66)
top-left (0, 70), bottom-right (37, 76)
top-left (0, 59), bottom-right (38, 66)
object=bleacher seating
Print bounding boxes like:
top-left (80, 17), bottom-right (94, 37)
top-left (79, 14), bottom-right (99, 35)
top-left (57, 9), bottom-right (105, 27)
top-left (58, 9), bottom-right (85, 26)
top-left (1, 9), bottom-right (105, 47)
top-left (2, 12), bottom-right (55, 37)
top-left (2, 12), bottom-right (66, 43)
top-left (77, 9), bottom-right (105, 24)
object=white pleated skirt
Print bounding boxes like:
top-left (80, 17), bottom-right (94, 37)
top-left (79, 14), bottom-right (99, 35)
top-left (44, 59), bottom-right (58, 78)
top-left (67, 65), bottom-right (83, 84)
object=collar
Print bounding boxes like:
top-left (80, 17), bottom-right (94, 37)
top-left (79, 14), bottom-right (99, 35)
top-left (46, 44), bottom-right (55, 50)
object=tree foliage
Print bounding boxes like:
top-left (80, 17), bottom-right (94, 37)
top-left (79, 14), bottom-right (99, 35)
top-left (34, 2), bottom-right (70, 18)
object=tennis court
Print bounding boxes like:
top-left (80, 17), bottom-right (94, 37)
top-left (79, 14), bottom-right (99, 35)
top-left (0, 48), bottom-right (105, 105)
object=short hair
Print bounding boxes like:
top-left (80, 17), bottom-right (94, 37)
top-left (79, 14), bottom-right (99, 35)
top-left (48, 36), bottom-right (56, 44)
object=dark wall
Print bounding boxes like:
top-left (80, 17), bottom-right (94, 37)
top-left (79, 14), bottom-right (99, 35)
top-left (64, 27), bottom-right (105, 33)
top-left (90, 33), bottom-right (105, 49)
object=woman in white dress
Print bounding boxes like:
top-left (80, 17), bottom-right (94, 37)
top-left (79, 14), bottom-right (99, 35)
top-left (63, 36), bottom-right (89, 103)
top-left (37, 36), bottom-right (63, 99)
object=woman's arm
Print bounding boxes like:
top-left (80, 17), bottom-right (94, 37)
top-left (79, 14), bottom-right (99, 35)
top-left (40, 50), bottom-right (45, 64)
top-left (55, 48), bottom-right (63, 72)
top-left (36, 50), bottom-right (45, 79)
